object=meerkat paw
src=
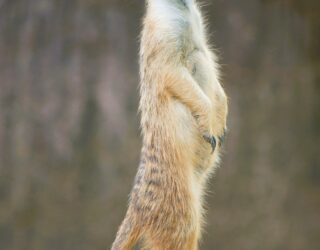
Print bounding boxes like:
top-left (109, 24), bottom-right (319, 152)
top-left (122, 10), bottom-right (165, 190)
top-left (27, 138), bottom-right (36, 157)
top-left (203, 133), bottom-right (217, 153)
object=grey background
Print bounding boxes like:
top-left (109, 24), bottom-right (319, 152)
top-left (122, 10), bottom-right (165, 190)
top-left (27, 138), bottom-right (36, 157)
top-left (0, 0), bottom-right (319, 249)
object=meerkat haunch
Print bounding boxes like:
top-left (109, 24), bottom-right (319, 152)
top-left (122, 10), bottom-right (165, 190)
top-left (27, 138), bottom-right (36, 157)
top-left (112, 0), bottom-right (228, 249)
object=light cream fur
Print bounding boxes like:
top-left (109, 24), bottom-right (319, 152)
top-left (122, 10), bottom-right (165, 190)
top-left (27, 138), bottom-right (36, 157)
top-left (111, 0), bottom-right (228, 249)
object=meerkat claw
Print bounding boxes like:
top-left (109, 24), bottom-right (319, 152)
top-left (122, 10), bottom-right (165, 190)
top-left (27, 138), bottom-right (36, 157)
top-left (218, 129), bottom-right (227, 147)
top-left (203, 134), bottom-right (217, 153)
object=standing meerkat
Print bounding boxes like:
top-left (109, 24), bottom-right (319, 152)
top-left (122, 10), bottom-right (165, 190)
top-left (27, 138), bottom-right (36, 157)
top-left (112, 0), bottom-right (228, 249)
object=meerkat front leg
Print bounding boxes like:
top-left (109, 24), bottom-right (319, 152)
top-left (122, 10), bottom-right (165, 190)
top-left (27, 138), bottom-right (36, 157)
top-left (166, 66), bottom-right (217, 152)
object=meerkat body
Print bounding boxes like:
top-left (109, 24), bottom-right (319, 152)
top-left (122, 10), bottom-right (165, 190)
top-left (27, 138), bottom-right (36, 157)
top-left (112, 1), bottom-right (228, 249)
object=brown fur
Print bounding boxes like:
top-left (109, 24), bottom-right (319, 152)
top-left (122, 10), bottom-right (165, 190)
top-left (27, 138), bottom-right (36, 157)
top-left (112, 0), bottom-right (228, 249)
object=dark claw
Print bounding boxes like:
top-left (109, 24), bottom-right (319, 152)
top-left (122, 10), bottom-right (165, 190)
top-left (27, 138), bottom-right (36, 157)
top-left (218, 129), bottom-right (227, 147)
top-left (203, 134), bottom-right (217, 153)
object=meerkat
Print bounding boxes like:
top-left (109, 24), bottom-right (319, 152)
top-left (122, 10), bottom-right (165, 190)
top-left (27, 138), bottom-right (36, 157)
top-left (111, 0), bottom-right (228, 249)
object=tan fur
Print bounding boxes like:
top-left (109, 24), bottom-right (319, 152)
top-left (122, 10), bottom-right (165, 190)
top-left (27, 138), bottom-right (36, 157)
top-left (112, 0), bottom-right (228, 249)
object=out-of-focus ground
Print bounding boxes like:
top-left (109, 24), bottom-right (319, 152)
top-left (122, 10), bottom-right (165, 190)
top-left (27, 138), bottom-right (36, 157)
top-left (0, 0), bottom-right (319, 249)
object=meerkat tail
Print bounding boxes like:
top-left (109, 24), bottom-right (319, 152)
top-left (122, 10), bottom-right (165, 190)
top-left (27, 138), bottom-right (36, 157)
top-left (111, 214), bottom-right (140, 250)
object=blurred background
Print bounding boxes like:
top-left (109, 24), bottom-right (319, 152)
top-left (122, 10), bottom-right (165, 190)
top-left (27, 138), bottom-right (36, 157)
top-left (0, 0), bottom-right (319, 249)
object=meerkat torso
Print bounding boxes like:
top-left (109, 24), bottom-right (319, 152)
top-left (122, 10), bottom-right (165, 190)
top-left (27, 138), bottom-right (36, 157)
top-left (112, 1), bottom-right (228, 249)
top-left (139, 0), bottom-right (227, 177)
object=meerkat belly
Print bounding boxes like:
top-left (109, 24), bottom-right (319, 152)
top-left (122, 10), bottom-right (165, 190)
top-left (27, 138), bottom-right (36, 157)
top-left (168, 99), bottom-right (199, 147)
top-left (186, 50), bottom-right (213, 87)
top-left (167, 97), bottom-right (216, 177)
